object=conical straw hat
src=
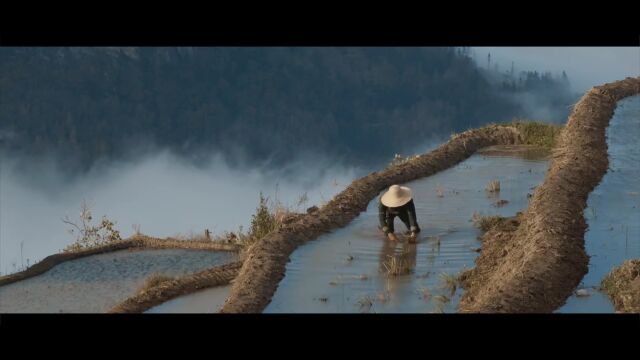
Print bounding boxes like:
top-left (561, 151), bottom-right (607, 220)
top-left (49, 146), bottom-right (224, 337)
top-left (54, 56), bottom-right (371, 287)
top-left (381, 184), bottom-right (412, 207)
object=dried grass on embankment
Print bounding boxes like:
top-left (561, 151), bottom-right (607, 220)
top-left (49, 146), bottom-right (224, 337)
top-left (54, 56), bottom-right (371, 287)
top-left (601, 259), bottom-right (640, 313)
top-left (458, 77), bottom-right (640, 313)
top-left (220, 125), bottom-right (523, 313)
top-left (109, 261), bottom-right (244, 313)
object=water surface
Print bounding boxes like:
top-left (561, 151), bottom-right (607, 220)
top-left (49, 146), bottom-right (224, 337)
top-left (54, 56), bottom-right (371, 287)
top-left (558, 95), bottom-right (640, 313)
top-left (0, 248), bottom-right (236, 313)
top-left (265, 149), bottom-right (550, 313)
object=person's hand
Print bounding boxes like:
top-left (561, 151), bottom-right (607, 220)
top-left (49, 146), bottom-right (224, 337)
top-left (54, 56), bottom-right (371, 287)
top-left (407, 232), bottom-right (417, 243)
top-left (387, 232), bottom-right (399, 241)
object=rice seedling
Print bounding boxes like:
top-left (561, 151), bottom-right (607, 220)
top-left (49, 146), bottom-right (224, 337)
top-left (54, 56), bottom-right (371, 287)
top-left (357, 295), bottom-right (375, 313)
top-left (486, 180), bottom-right (500, 193)
top-left (439, 272), bottom-right (458, 296)
top-left (471, 212), bottom-right (504, 232)
top-left (418, 287), bottom-right (431, 301)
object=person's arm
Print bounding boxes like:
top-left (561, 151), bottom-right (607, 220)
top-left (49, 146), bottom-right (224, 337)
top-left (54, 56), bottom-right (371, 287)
top-left (378, 201), bottom-right (390, 234)
top-left (406, 200), bottom-right (419, 233)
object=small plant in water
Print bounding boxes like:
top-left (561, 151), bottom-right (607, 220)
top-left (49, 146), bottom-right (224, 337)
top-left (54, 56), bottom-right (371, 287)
top-left (471, 212), bottom-right (504, 232)
top-left (439, 272), bottom-right (458, 296)
top-left (418, 287), bottom-right (431, 301)
top-left (357, 295), bottom-right (375, 313)
top-left (486, 180), bottom-right (501, 193)
top-left (493, 199), bottom-right (509, 207)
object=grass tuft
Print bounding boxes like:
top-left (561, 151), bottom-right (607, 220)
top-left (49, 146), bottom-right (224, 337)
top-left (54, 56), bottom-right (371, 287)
top-left (439, 272), bottom-right (458, 296)
top-left (486, 180), bottom-right (500, 193)
top-left (471, 212), bottom-right (505, 232)
top-left (138, 273), bottom-right (173, 294)
top-left (509, 120), bottom-right (563, 149)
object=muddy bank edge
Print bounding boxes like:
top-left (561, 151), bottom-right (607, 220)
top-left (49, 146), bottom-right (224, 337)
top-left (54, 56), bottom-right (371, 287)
top-left (109, 261), bottom-right (243, 313)
top-left (459, 77), bottom-right (640, 313)
top-left (0, 235), bottom-right (239, 287)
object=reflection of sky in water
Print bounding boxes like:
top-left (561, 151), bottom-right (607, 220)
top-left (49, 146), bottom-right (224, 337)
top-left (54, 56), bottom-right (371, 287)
top-left (146, 285), bottom-right (231, 313)
top-left (0, 249), bottom-right (235, 313)
top-left (265, 152), bottom-right (550, 313)
top-left (558, 95), bottom-right (640, 313)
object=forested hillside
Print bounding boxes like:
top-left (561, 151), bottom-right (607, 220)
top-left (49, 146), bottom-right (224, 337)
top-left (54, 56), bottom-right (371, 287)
top-left (0, 47), bottom-right (574, 170)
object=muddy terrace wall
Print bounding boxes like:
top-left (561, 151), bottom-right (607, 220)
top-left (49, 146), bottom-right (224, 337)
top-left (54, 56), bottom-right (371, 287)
top-left (459, 77), bottom-right (640, 313)
top-left (109, 260), bottom-right (243, 313)
top-left (220, 125), bottom-right (523, 313)
top-left (0, 235), bottom-right (239, 287)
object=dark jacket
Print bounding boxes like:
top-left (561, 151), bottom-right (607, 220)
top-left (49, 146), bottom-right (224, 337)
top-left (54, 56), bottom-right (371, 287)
top-left (378, 198), bottom-right (420, 234)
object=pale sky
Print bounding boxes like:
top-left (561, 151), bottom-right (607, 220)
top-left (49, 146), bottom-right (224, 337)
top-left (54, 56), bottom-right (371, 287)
top-left (472, 47), bottom-right (640, 92)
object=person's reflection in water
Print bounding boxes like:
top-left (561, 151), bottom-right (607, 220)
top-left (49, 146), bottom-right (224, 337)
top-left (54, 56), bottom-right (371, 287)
top-left (378, 239), bottom-right (418, 298)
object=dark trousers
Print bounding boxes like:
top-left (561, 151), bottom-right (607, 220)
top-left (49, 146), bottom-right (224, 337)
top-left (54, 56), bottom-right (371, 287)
top-left (382, 213), bottom-right (420, 233)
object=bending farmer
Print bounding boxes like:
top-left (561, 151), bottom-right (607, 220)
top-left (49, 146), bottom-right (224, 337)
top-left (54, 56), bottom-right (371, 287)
top-left (378, 184), bottom-right (421, 243)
